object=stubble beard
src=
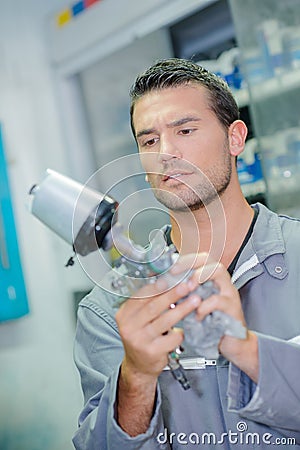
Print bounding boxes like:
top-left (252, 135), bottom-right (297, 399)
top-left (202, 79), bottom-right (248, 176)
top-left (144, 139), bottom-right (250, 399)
top-left (150, 147), bottom-right (232, 212)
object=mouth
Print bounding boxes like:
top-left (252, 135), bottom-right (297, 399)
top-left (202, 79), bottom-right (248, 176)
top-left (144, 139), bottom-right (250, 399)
top-left (161, 171), bottom-right (193, 182)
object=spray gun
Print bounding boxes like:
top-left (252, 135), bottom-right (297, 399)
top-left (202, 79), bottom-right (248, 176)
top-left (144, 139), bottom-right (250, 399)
top-left (29, 169), bottom-right (246, 390)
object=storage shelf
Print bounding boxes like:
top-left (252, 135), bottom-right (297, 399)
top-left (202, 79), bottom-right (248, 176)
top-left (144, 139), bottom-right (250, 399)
top-left (232, 68), bottom-right (300, 108)
top-left (250, 68), bottom-right (300, 103)
top-left (232, 88), bottom-right (249, 108)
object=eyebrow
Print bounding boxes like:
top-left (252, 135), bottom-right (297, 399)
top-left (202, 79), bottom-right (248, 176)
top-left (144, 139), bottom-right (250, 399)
top-left (136, 116), bottom-right (201, 139)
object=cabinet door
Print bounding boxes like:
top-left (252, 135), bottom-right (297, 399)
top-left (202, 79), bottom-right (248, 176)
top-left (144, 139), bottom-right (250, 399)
top-left (0, 125), bottom-right (29, 321)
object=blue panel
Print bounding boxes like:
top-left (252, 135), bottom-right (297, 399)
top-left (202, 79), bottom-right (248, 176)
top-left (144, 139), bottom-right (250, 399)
top-left (0, 125), bottom-right (29, 321)
top-left (72, 1), bottom-right (85, 17)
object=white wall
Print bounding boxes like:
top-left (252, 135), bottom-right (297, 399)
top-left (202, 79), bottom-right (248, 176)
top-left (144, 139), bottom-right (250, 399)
top-left (0, 2), bottom-right (90, 449)
top-left (46, 0), bottom-right (212, 73)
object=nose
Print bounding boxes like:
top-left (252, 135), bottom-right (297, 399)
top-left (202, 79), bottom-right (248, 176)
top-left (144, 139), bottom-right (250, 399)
top-left (158, 135), bottom-right (182, 163)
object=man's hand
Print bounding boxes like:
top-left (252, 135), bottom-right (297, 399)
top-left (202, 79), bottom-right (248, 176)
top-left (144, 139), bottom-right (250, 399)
top-left (115, 275), bottom-right (201, 436)
top-left (171, 253), bottom-right (259, 383)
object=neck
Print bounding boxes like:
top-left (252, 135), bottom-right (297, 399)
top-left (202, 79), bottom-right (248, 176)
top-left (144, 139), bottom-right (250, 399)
top-left (169, 183), bottom-right (254, 269)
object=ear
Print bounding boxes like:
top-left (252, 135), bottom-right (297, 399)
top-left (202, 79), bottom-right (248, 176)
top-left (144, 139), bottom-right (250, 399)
top-left (228, 120), bottom-right (248, 157)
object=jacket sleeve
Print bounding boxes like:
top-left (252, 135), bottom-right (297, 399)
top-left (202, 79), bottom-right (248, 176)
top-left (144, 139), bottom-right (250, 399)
top-left (72, 294), bottom-right (170, 450)
top-left (227, 333), bottom-right (300, 443)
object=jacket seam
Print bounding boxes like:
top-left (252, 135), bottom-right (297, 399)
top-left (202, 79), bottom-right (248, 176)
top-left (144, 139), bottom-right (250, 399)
top-left (80, 299), bottom-right (119, 333)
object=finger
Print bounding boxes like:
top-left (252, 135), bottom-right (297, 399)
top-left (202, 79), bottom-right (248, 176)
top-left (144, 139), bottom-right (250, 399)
top-left (130, 276), bottom-right (169, 300)
top-left (153, 327), bottom-right (184, 355)
top-left (117, 276), bottom-right (169, 319)
top-left (117, 279), bottom-right (195, 327)
top-left (142, 281), bottom-right (201, 325)
top-left (189, 262), bottom-right (222, 285)
top-left (193, 262), bottom-right (233, 291)
top-left (147, 293), bottom-right (201, 337)
top-left (195, 293), bottom-right (244, 324)
top-left (170, 252), bottom-right (213, 275)
top-left (195, 293), bottom-right (225, 320)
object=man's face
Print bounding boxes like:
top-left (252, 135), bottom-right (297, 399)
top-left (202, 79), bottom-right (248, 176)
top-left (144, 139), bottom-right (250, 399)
top-left (132, 84), bottom-right (233, 212)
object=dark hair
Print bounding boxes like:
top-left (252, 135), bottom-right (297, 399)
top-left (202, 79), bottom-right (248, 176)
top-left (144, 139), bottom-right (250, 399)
top-left (129, 58), bottom-right (239, 136)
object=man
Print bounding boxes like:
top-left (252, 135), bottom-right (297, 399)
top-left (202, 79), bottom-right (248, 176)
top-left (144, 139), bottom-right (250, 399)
top-left (73, 59), bottom-right (300, 449)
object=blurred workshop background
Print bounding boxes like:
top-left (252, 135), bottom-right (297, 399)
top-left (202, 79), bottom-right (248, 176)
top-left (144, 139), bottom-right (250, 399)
top-left (0, 1), bottom-right (300, 449)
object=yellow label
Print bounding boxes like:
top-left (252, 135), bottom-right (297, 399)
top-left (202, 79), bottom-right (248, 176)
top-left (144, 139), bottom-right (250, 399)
top-left (56, 9), bottom-right (72, 28)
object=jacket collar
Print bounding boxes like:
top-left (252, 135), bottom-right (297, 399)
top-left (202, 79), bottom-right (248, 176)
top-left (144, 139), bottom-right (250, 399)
top-left (251, 203), bottom-right (286, 261)
top-left (232, 203), bottom-right (287, 288)
top-left (163, 203), bottom-right (286, 264)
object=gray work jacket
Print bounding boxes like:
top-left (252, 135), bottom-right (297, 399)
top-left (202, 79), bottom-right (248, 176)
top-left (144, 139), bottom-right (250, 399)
top-left (73, 203), bottom-right (300, 449)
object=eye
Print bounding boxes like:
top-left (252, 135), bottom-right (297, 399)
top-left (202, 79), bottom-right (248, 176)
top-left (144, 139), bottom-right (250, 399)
top-left (179, 128), bottom-right (194, 135)
top-left (142, 137), bottom-right (159, 147)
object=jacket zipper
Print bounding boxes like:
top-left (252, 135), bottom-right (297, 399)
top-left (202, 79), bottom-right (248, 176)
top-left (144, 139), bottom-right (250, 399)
top-left (163, 357), bottom-right (216, 370)
top-left (231, 254), bottom-right (259, 285)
